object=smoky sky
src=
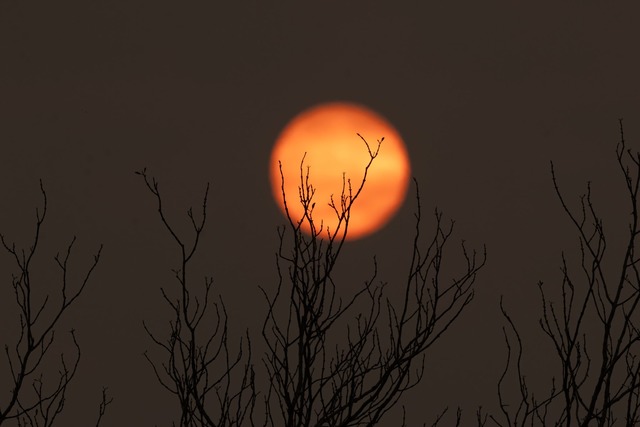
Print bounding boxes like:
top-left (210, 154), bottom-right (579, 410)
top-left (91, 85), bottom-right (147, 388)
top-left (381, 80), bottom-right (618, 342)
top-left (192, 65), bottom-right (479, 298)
top-left (1, 1), bottom-right (640, 425)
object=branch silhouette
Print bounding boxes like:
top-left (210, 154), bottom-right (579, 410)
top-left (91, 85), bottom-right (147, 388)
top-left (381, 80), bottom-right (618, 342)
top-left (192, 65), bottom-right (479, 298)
top-left (261, 136), bottom-right (486, 426)
top-left (488, 120), bottom-right (640, 426)
top-left (137, 169), bottom-right (256, 427)
top-left (0, 181), bottom-right (106, 427)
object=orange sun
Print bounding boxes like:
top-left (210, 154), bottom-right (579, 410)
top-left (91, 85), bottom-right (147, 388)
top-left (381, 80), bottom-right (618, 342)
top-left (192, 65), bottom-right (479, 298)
top-left (269, 101), bottom-right (411, 241)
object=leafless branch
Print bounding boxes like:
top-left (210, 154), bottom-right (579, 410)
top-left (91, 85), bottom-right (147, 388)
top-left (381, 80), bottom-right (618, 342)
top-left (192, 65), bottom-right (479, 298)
top-left (137, 169), bottom-right (256, 427)
top-left (489, 120), bottom-right (640, 426)
top-left (261, 136), bottom-right (485, 426)
top-left (0, 181), bottom-right (104, 427)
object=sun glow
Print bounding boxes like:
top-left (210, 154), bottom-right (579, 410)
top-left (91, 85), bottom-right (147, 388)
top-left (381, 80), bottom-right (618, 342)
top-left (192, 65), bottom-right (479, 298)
top-left (270, 102), bottom-right (411, 240)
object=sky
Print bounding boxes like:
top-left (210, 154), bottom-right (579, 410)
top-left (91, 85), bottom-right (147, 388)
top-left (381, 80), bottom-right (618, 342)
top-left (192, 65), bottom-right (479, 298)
top-left (1, 0), bottom-right (640, 425)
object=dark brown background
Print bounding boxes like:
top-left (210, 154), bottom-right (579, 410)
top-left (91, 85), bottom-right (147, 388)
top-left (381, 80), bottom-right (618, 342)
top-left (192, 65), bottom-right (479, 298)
top-left (1, 0), bottom-right (639, 425)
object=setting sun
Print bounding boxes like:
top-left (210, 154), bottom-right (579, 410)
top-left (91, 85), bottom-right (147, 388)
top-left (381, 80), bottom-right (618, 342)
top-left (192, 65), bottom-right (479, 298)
top-left (270, 102), bottom-right (411, 240)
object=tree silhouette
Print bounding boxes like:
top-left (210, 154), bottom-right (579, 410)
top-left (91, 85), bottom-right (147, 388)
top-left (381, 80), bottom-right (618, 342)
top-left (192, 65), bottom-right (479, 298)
top-left (137, 169), bottom-right (256, 427)
top-left (136, 136), bottom-right (486, 426)
top-left (488, 120), bottom-right (640, 426)
top-left (261, 136), bottom-right (486, 426)
top-left (5, 123), bottom-right (640, 426)
top-left (0, 181), bottom-right (109, 427)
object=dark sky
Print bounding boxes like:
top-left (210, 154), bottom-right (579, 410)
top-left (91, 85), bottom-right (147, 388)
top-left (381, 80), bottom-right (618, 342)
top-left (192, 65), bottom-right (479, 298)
top-left (1, 1), bottom-right (640, 425)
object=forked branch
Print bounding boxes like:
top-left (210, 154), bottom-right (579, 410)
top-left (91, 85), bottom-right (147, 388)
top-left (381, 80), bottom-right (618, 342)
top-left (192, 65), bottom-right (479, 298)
top-left (262, 136), bottom-right (485, 426)
top-left (136, 169), bottom-right (256, 427)
top-left (0, 181), bottom-right (105, 427)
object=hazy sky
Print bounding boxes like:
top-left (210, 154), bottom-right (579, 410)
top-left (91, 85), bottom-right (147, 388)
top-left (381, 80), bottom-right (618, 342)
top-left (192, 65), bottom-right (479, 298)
top-left (1, 1), bottom-right (640, 425)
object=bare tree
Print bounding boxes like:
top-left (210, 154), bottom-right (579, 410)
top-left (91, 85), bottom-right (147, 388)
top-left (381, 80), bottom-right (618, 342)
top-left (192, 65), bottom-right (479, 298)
top-left (261, 135), bottom-right (486, 426)
top-left (0, 181), bottom-right (108, 427)
top-left (137, 169), bottom-right (256, 427)
top-left (489, 120), bottom-right (640, 426)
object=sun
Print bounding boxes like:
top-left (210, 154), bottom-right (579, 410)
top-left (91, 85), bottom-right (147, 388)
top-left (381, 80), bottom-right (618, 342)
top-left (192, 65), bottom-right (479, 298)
top-left (269, 101), bottom-right (411, 240)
